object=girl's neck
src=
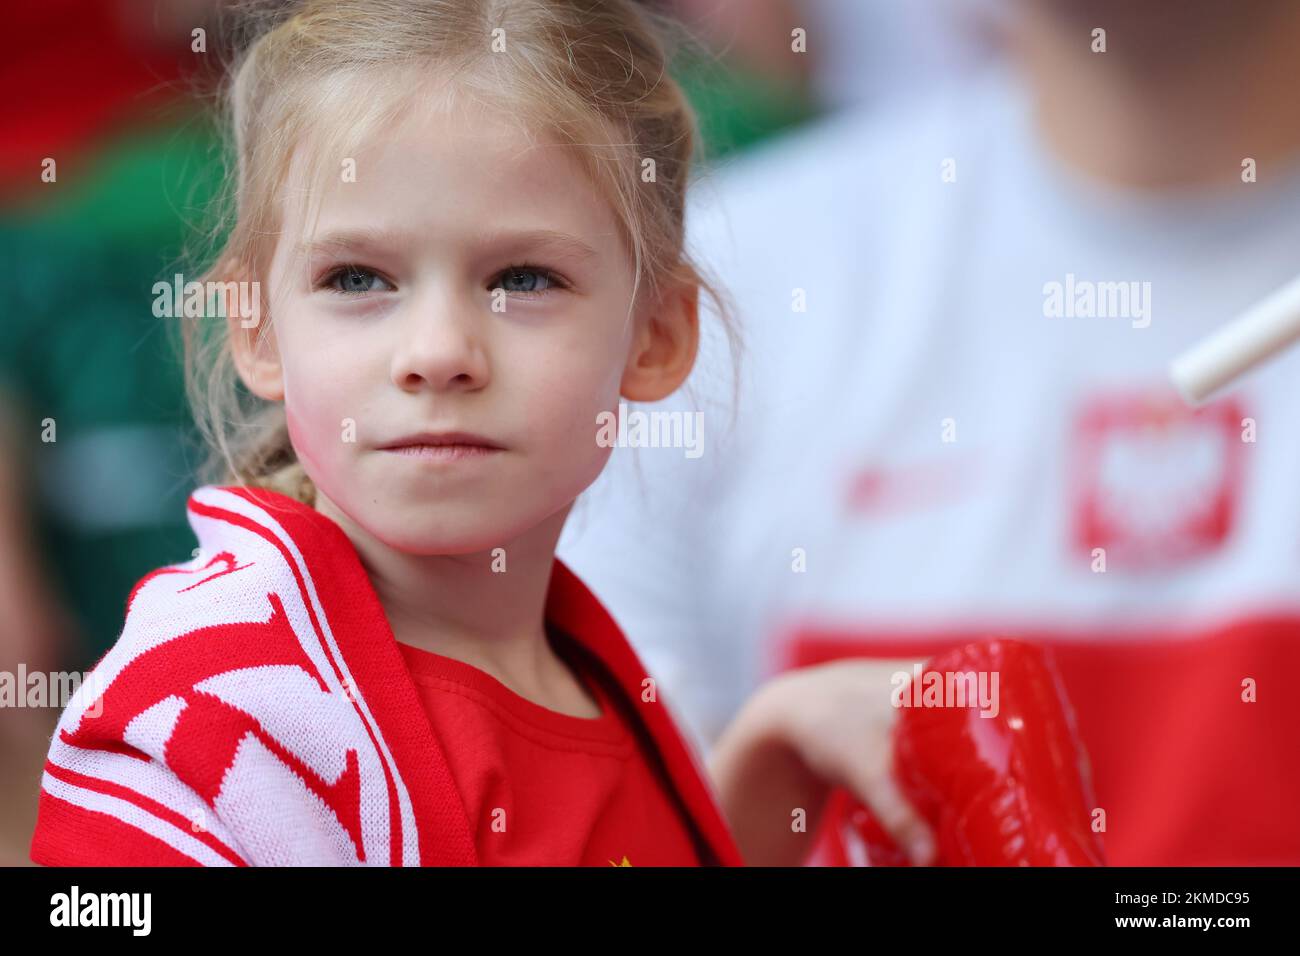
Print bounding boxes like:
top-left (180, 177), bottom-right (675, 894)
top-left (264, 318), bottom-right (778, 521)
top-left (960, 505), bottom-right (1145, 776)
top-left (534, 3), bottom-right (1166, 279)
top-left (314, 489), bottom-right (574, 693)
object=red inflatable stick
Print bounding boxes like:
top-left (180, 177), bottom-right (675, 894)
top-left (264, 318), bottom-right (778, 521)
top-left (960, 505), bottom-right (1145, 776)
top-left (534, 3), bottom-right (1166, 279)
top-left (836, 639), bottom-right (1105, 866)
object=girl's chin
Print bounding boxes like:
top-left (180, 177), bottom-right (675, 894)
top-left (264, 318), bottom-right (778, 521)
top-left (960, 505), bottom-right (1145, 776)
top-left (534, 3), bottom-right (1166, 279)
top-left (378, 536), bottom-right (507, 557)
top-left (323, 481), bottom-right (577, 557)
top-left (364, 513), bottom-right (537, 557)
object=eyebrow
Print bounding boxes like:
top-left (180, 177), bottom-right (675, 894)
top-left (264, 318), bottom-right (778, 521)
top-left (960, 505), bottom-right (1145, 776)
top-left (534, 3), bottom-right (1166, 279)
top-left (296, 227), bottom-right (398, 257)
top-left (484, 228), bottom-right (602, 263)
top-left (297, 227), bottom-right (602, 262)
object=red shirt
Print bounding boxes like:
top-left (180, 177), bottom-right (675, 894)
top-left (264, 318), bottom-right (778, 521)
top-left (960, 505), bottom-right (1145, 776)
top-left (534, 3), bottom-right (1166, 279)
top-left (397, 628), bottom-right (703, 866)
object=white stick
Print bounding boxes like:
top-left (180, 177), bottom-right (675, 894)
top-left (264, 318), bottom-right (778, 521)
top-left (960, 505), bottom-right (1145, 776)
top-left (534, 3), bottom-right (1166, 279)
top-left (1170, 273), bottom-right (1300, 406)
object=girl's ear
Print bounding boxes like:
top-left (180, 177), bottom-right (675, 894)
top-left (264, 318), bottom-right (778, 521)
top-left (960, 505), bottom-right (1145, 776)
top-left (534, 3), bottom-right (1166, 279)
top-left (620, 282), bottom-right (700, 402)
top-left (225, 269), bottom-right (284, 402)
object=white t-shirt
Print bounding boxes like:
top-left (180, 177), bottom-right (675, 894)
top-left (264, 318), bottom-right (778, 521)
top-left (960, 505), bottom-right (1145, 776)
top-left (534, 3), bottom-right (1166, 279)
top-left (558, 66), bottom-right (1300, 864)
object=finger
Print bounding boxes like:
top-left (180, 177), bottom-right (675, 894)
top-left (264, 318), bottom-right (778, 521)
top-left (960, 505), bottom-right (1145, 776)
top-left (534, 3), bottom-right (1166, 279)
top-left (847, 766), bottom-right (936, 865)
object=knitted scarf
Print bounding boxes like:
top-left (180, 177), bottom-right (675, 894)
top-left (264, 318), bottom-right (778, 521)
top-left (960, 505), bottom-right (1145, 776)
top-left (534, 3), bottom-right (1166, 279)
top-left (31, 485), bottom-right (744, 866)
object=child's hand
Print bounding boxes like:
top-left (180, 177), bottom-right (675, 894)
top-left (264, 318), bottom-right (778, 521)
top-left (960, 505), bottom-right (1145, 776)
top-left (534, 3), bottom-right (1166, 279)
top-left (706, 658), bottom-right (936, 867)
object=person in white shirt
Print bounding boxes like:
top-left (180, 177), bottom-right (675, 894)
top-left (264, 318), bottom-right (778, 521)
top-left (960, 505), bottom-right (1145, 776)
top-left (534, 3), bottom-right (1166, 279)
top-left (559, 0), bottom-right (1300, 865)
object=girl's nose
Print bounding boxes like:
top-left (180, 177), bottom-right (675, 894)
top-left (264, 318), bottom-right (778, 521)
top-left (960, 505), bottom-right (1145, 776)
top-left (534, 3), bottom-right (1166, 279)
top-left (389, 296), bottom-right (490, 393)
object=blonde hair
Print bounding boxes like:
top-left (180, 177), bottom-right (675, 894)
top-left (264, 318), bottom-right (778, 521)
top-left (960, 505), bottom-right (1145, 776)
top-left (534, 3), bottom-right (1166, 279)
top-left (180, 0), bottom-right (739, 506)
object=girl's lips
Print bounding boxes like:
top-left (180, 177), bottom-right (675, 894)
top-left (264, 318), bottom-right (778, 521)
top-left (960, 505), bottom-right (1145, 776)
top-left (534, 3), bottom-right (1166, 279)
top-left (381, 443), bottom-right (502, 462)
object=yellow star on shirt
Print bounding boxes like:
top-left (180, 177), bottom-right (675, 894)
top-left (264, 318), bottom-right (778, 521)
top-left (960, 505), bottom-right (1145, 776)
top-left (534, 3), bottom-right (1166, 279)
top-left (609, 856), bottom-right (632, 866)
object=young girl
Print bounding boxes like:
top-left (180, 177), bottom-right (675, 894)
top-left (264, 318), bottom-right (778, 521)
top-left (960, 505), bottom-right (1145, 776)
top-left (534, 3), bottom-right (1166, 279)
top-left (29, 0), bottom-right (934, 867)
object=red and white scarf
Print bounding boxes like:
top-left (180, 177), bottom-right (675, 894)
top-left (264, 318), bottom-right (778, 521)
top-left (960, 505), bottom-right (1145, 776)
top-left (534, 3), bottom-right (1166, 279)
top-left (31, 485), bottom-right (743, 866)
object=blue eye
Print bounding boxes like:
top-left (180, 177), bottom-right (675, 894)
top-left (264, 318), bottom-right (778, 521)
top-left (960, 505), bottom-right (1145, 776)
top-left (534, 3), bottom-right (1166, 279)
top-left (325, 266), bottom-right (391, 295)
top-left (494, 265), bottom-right (562, 295)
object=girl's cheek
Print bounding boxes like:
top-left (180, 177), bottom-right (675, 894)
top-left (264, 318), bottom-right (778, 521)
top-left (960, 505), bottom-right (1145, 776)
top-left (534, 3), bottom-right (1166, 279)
top-left (284, 395), bottom-right (330, 479)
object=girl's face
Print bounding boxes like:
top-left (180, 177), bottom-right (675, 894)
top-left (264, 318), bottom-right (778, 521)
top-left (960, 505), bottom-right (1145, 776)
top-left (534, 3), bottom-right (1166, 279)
top-left (242, 97), bottom-right (674, 554)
